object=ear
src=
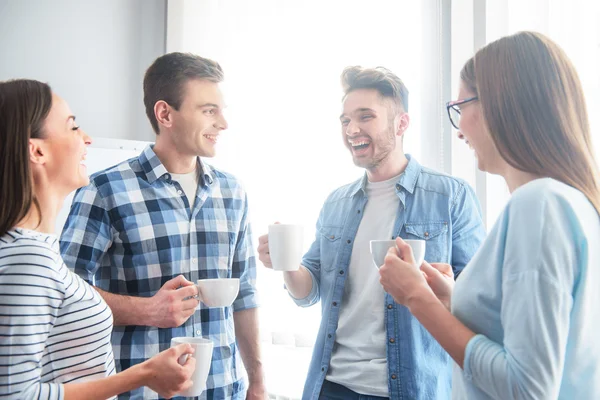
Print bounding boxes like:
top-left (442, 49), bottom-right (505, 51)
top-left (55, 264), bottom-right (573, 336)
top-left (29, 138), bottom-right (47, 165)
top-left (154, 100), bottom-right (173, 130)
top-left (395, 112), bottom-right (410, 137)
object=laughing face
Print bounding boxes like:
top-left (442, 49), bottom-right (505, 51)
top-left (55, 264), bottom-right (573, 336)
top-left (340, 88), bottom-right (398, 170)
top-left (39, 93), bottom-right (92, 195)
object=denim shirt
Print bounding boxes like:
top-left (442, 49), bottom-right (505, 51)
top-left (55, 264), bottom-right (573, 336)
top-left (295, 155), bottom-right (486, 400)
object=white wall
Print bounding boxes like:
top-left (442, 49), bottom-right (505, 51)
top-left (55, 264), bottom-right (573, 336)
top-left (0, 0), bottom-right (166, 141)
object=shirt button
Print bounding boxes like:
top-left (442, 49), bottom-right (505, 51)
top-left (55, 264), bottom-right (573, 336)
top-left (332, 302), bottom-right (338, 306)
top-left (357, 210), bottom-right (361, 214)
top-left (387, 304), bottom-right (393, 309)
top-left (196, 330), bottom-right (201, 335)
top-left (395, 184), bottom-right (401, 190)
top-left (391, 374), bottom-right (397, 380)
top-left (346, 239), bottom-right (351, 244)
top-left (424, 232), bottom-right (429, 237)
top-left (389, 338), bottom-right (395, 343)
top-left (328, 334), bottom-right (332, 338)
top-left (339, 270), bottom-right (344, 275)
top-left (192, 258), bottom-right (197, 264)
top-left (330, 235), bottom-right (335, 239)
top-left (321, 367), bottom-right (325, 372)
top-left (177, 190), bottom-right (183, 195)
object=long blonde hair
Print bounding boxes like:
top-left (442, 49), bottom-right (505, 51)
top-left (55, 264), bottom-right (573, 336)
top-left (461, 31), bottom-right (600, 214)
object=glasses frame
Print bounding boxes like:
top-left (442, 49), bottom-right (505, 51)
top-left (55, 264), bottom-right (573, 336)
top-left (446, 96), bottom-right (478, 130)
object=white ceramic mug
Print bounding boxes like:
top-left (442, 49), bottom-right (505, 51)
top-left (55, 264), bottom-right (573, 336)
top-left (170, 337), bottom-right (213, 397)
top-left (195, 278), bottom-right (239, 308)
top-left (369, 239), bottom-right (426, 269)
top-left (268, 224), bottom-right (303, 271)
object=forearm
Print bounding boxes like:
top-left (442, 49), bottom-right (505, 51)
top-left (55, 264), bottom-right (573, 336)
top-left (233, 307), bottom-right (265, 384)
top-left (283, 265), bottom-right (313, 299)
top-left (95, 288), bottom-right (153, 326)
top-left (64, 363), bottom-right (148, 400)
top-left (408, 291), bottom-right (475, 368)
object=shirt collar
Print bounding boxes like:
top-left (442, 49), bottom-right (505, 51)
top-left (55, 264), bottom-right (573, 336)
top-left (139, 145), bottom-right (215, 186)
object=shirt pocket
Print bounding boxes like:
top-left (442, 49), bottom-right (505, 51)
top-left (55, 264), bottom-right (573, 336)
top-left (319, 226), bottom-right (344, 271)
top-left (404, 221), bottom-right (449, 263)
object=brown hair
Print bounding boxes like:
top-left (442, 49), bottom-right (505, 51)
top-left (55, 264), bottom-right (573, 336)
top-left (0, 79), bottom-right (52, 236)
top-left (341, 66), bottom-right (409, 113)
top-left (461, 31), bottom-right (600, 213)
top-left (143, 52), bottom-right (224, 134)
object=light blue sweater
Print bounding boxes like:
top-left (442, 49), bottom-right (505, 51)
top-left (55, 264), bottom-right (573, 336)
top-left (452, 178), bottom-right (600, 399)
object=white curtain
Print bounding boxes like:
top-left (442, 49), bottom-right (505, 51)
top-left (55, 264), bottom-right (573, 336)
top-left (167, 1), bottom-right (447, 397)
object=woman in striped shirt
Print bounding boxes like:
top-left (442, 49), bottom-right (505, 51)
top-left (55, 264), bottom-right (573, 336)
top-left (0, 79), bottom-right (197, 400)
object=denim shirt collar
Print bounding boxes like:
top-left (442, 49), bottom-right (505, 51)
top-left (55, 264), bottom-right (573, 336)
top-left (139, 145), bottom-right (215, 186)
top-left (349, 154), bottom-right (422, 198)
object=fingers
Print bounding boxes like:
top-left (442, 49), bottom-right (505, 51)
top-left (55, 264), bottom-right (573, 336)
top-left (177, 284), bottom-right (199, 299)
top-left (164, 275), bottom-right (191, 290)
top-left (258, 234), bottom-right (269, 245)
top-left (395, 237), bottom-right (416, 265)
top-left (420, 261), bottom-right (444, 279)
top-left (430, 262), bottom-right (454, 277)
top-left (181, 297), bottom-right (201, 311)
top-left (173, 343), bottom-right (195, 358)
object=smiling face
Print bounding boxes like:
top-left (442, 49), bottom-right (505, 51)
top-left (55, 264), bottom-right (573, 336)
top-left (455, 82), bottom-right (504, 174)
top-left (340, 88), bottom-right (400, 171)
top-left (35, 93), bottom-right (92, 194)
top-left (166, 79), bottom-right (228, 158)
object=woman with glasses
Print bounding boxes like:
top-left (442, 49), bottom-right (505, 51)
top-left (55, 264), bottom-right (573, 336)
top-left (0, 79), bottom-right (197, 400)
top-left (378, 31), bottom-right (600, 399)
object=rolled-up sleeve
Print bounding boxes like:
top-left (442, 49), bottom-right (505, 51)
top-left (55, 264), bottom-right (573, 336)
top-left (232, 192), bottom-right (259, 312)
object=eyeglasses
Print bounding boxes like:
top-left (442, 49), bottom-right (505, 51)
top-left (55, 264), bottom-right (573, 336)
top-left (446, 96), bottom-right (478, 130)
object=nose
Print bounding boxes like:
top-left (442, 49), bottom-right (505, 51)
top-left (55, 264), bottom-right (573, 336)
top-left (81, 129), bottom-right (93, 146)
top-left (215, 114), bottom-right (228, 130)
top-left (345, 120), bottom-right (360, 136)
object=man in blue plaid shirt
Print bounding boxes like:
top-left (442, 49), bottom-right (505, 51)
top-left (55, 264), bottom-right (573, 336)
top-left (60, 53), bottom-right (265, 400)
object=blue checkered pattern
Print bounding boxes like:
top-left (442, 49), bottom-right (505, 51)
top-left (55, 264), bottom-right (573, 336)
top-left (60, 145), bottom-right (258, 400)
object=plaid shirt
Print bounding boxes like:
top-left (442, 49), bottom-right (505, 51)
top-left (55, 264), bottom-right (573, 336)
top-left (60, 145), bottom-right (258, 400)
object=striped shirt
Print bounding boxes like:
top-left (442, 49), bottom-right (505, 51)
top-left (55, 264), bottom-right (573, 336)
top-left (60, 145), bottom-right (259, 400)
top-left (0, 228), bottom-right (115, 400)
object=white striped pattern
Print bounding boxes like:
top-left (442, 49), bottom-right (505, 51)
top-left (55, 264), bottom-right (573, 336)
top-left (0, 228), bottom-right (115, 399)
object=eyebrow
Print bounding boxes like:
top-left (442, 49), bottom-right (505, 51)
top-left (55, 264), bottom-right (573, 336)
top-left (199, 103), bottom-right (220, 109)
top-left (339, 108), bottom-right (376, 120)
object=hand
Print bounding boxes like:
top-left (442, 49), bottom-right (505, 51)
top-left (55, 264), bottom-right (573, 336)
top-left (246, 380), bottom-right (268, 400)
top-left (421, 262), bottom-right (455, 310)
top-left (379, 238), bottom-right (434, 307)
top-left (142, 343), bottom-right (196, 399)
top-left (257, 221), bottom-right (279, 269)
top-left (149, 275), bottom-right (199, 328)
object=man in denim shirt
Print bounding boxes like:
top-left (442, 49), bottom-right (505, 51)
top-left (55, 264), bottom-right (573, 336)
top-left (258, 66), bottom-right (485, 399)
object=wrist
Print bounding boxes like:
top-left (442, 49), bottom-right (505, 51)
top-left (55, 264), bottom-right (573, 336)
top-left (407, 287), bottom-right (440, 314)
top-left (125, 362), bottom-right (151, 391)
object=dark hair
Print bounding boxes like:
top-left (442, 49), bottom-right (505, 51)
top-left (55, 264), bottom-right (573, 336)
top-left (461, 31), bottom-right (600, 214)
top-left (0, 79), bottom-right (52, 236)
top-left (143, 52), bottom-right (224, 134)
top-left (341, 66), bottom-right (409, 112)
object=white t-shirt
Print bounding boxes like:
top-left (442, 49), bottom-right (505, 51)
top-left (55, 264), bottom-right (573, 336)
top-left (171, 169), bottom-right (199, 209)
top-left (0, 228), bottom-right (115, 400)
top-left (326, 174), bottom-right (401, 396)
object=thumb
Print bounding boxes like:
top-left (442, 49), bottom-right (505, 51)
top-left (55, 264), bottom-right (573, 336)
top-left (163, 275), bottom-right (192, 290)
top-left (395, 237), bottom-right (415, 265)
top-left (420, 261), bottom-right (443, 279)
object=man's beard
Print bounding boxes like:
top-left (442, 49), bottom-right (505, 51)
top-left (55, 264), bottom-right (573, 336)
top-left (352, 124), bottom-right (396, 170)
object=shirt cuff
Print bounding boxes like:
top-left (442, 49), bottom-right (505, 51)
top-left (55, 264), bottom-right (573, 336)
top-left (463, 333), bottom-right (488, 381)
top-left (288, 268), bottom-right (319, 307)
